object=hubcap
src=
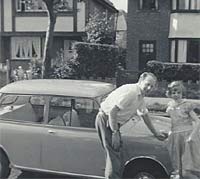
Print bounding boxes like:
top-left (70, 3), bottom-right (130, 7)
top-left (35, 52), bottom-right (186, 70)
top-left (135, 172), bottom-right (156, 179)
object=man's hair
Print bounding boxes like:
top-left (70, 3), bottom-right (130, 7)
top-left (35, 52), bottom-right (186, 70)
top-left (166, 81), bottom-right (185, 97)
top-left (138, 72), bottom-right (157, 82)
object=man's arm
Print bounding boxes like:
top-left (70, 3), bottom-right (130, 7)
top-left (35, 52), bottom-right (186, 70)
top-left (109, 105), bottom-right (120, 132)
top-left (142, 113), bottom-right (167, 140)
top-left (109, 105), bottom-right (121, 151)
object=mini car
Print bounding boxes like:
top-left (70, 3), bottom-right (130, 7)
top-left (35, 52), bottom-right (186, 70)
top-left (0, 79), bottom-right (173, 179)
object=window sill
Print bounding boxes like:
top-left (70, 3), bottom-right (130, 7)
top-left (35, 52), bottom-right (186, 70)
top-left (171, 10), bottom-right (200, 13)
top-left (136, 9), bottom-right (160, 13)
top-left (15, 11), bottom-right (74, 17)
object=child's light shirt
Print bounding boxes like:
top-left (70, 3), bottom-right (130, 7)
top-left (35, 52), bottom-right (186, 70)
top-left (100, 83), bottom-right (148, 126)
top-left (166, 100), bottom-right (195, 132)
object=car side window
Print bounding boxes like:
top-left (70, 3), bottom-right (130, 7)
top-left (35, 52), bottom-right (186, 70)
top-left (48, 96), bottom-right (80, 127)
top-left (0, 95), bottom-right (18, 105)
top-left (76, 98), bottom-right (99, 128)
top-left (47, 96), bottom-right (99, 128)
top-left (0, 94), bottom-right (44, 123)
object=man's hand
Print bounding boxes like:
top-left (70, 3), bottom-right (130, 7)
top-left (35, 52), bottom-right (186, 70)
top-left (112, 131), bottom-right (121, 151)
top-left (155, 131), bottom-right (168, 141)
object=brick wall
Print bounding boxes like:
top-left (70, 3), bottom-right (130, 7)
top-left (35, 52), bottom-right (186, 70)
top-left (126, 0), bottom-right (170, 71)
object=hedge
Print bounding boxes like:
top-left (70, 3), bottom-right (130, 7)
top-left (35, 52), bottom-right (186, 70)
top-left (69, 42), bottom-right (126, 78)
top-left (146, 61), bottom-right (200, 81)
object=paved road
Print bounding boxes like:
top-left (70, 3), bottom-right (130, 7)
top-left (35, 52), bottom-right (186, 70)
top-left (8, 169), bottom-right (79, 179)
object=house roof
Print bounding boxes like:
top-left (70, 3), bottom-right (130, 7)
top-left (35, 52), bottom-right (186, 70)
top-left (95, 0), bottom-right (118, 12)
top-left (0, 79), bottom-right (115, 98)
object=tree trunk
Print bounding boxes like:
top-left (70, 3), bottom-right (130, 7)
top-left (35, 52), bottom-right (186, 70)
top-left (42, 0), bottom-right (57, 79)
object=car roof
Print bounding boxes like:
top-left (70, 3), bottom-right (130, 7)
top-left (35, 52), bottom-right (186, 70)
top-left (0, 79), bottom-right (115, 98)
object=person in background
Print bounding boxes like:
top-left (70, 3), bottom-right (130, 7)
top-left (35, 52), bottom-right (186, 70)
top-left (95, 72), bottom-right (167, 179)
top-left (166, 81), bottom-right (200, 179)
top-left (49, 99), bottom-right (80, 127)
top-left (63, 99), bottom-right (80, 127)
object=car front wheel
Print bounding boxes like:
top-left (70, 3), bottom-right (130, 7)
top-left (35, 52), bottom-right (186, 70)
top-left (0, 152), bottom-right (11, 178)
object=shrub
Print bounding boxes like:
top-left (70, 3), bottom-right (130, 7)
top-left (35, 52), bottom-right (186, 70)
top-left (146, 61), bottom-right (200, 81)
top-left (68, 42), bottom-right (126, 78)
top-left (50, 49), bottom-right (77, 79)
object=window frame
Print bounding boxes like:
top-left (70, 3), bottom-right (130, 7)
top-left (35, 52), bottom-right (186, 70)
top-left (11, 37), bottom-right (41, 60)
top-left (171, 0), bottom-right (200, 12)
top-left (0, 94), bottom-right (46, 124)
top-left (46, 95), bottom-right (100, 129)
top-left (16, 0), bottom-right (74, 15)
top-left (170, 39), bottom-right (200, 63)
top-left (138, 0), bottom-right (159, 11)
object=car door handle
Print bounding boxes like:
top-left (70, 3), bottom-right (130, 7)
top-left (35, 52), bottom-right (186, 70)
top-left (48, 130), bottom-right (56, 134)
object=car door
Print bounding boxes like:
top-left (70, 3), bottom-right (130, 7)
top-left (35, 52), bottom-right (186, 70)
top-left (41, 96), bottom-right (105, 177)
top-left (0, 94), bottom-right (46, 169)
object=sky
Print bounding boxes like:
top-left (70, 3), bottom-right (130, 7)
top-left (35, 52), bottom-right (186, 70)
top-left (109, 0), bottom-right (128, 12)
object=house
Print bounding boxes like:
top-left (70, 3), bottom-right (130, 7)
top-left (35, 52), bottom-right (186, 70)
top-left (126, 0), bottom-right (200, 72)
top-left (0, 0), bottom-right (117, 71)
top-left (116, 10), bottom-right (127, 49)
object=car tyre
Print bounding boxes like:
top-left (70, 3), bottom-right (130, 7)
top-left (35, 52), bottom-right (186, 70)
top-left (0, 152), bottom-right (11, 179)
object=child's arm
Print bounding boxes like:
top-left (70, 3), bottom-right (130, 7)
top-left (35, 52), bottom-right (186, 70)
top-left (188, 110), bottom-right (200, 141)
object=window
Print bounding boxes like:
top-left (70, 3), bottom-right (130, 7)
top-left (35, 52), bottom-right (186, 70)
top-left (16, 0), bottom-right (73, 12)
top-left (142, 43), bottom-right (155, 53)
top-left (64, 40), bottom-right (76, 61)
top-left (17, 0), bottom-right (47, 12)
top-left (170, 39), bottom-right (200, 63)
top-left (187, 40), bottom-right (200, 63)
top-left (0, 95), bottom-right (44, 123)
top-left (139, 0), bottom-right (158, 10)
top-left (48, 96), bottom-right (99, 128)
top-left (172, 0), bottom-right (200, 10)
top-left (11, 37), bottom-right (41, 60)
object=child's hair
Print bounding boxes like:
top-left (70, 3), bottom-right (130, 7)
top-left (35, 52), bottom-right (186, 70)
top-left (166, 81), bottom-right (185, 97)
top-left (138, 72), bottom-right (157, 83)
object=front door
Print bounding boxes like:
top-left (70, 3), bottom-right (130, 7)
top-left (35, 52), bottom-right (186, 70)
top-left (139, 40), bottom-right (156, 70)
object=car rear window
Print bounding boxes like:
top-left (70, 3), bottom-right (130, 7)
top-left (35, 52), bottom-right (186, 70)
top-left (0, 95), bottom-right (18, 105)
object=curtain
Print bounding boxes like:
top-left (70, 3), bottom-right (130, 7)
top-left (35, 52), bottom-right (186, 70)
top-left (172, 0), bottom-right (177, 10)
top-left (178, 40), bottom-right (187, 63)
top-left (191, 0), bottom-right (200, 10)
top-left (171, 40), bottom-right (176, 62)
top-left (32, 38), bottom-right (41, 58)
top-left (139, 0), bottom-right (143, 9)
top-left (23, 39), bottom-right (31, 58)
top-left (11, 37), bottom-right (41, 59)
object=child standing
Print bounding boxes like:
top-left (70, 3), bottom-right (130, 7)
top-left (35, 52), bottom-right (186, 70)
top-left (166, 81), bottom-right (200, 179)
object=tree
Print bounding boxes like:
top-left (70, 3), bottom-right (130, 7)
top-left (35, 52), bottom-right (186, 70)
top-left (42, 0), bottom-right (71, 78)
top-left (85, 11), bottom-right (116, 45)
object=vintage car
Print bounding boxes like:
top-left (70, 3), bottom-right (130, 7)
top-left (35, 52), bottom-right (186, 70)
top-left (0, 79), bottom-right (173, 179)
